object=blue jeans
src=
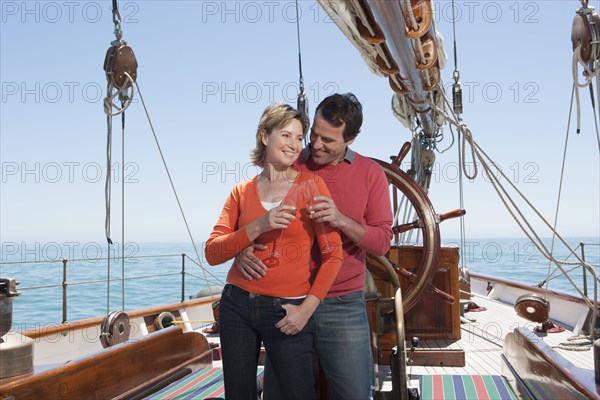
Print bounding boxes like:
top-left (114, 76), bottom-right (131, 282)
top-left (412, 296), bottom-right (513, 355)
top-left (219, 284), bottom-right (316, 400)
top-left (263, 291), bottom-right (374, 400)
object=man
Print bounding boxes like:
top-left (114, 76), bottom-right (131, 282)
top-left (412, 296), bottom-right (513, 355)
top-left (236, 93), bottom-right (393, 399)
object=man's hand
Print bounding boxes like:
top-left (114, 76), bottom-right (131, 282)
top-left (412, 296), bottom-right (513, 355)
top-left (235, 244), bottom-right (268, 280)
top-left (308, 195), bottom-right (366, 244)
top-left (308, 195), bottom-right (345, 228)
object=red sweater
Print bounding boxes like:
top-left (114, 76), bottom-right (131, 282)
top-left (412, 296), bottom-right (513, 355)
top-left (205, 172), bottom-right (343, 301)
top-left (295, 149), bottom-right (393, 297)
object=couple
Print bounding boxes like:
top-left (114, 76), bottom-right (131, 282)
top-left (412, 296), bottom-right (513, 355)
top-left (205, 94), bottom-right (393, 400)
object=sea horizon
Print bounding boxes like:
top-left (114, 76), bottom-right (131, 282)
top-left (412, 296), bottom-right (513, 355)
top-left (1, 237), bottom-right (598, 330)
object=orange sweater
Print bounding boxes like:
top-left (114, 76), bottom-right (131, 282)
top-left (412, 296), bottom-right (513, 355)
top-left (205, 172), bottom-right (343, 301)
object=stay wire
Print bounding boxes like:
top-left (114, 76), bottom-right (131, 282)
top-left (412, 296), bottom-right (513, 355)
top-left (295, 0), bottom-right (305, 93)
top-left (132, 78), bottom-right (213, 296)
top-left (451, 0), bottom-right (467, 272)
top-left (451, 0), bottom-right (459, 71)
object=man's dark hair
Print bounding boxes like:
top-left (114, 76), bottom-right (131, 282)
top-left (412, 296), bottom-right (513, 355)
top-left (315, 93), bottom-right (363, 142)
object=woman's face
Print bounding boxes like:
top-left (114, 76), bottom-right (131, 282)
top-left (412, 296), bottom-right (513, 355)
top-left (262, 118), bottom-right (304, 168)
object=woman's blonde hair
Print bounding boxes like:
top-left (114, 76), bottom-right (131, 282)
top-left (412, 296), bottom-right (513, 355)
top-left (250, 103), bottom-right (309, 167)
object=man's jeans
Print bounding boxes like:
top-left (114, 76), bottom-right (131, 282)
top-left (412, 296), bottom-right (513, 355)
top-left (219, 284), bottom-right (316, 400)
top-left (263, 291), bottom-right (374, 400)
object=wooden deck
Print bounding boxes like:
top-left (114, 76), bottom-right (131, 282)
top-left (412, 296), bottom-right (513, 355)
top-left (378, 295), bottom-right (594, 392)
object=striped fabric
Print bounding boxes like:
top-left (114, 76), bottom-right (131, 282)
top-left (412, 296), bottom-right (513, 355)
top-left (145, 367), bottom-right (264, 400)
top-left (420, 375), bottom-right (517, 400)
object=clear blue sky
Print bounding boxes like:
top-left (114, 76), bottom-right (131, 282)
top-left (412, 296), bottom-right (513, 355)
top-left (1, 1), bottom-right (599, 253)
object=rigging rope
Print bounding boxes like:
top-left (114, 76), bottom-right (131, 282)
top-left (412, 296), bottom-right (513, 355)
top-left (544, 84), bottom-right (577, 298)
top-left (541, 242), bottom-right (600, 287)
top-left (404, 0), bottom-right (419, 32)
top-left (121, 105), bottom-right (125, 311)
top-left (457, 125), bottom-right (468, 277)
top-left (573, 42), bottom-right (600, 150)
top-left (103, 0), bottom-right (139, 312)
top-left (400, 85), bottom-right (599, 315)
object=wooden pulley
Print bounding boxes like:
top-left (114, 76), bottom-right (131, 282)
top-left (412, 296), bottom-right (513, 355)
top-left (100, 310), bottom-right (131, 348)
top-left (355, 15), bottom-right (385, 44)
top-left (571, 9), bottom-right (600, 63)
top-left (514, 294), bottom-right (550, 323)
top-left (375, 46), bottom-right (400, 75)
top-left (422, 67), bottom-right (440, 91)
top-left (416, 32), bottom-right (438, 71)
top-left (389, 74), bottom-right (410, 95)
top-left (404, 0), bottom-right (433, 39)
top-left (153, 311), bottom-right (176, 330)
top-left (103, 43), bottom-right (138, 88)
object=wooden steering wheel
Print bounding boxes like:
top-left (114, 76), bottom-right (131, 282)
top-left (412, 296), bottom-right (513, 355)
top-left (368, 143), bottom-right (463, 313)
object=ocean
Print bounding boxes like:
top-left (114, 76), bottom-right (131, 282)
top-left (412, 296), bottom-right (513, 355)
top-left (1, 238), bottom-right (598, 330)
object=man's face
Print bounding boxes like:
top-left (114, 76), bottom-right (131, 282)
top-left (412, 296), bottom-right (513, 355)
top-left (309, 111), bottom-right (355, 166)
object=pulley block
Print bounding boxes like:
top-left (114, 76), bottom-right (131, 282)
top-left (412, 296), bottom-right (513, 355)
top-left (104, 44), bottom-right (138, 88)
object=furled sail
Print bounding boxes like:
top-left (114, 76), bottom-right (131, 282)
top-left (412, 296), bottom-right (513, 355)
top-left (318, 0), bottom-right (447, 139)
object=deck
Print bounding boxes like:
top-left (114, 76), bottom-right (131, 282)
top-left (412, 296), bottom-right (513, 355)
top-left (378, 295), bottom-right (594, 393)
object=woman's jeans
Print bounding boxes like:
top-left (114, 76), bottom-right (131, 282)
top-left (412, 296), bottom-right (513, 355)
top-left (219, 284), bottom-right (316, 400)
top-left (263, 291), bottom-right (374, 400)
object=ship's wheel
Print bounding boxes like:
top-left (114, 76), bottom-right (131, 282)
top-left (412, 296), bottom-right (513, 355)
top-left (367, 142), bottom-right (463, 313)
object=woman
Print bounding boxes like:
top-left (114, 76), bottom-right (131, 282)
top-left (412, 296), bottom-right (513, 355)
top-left (205, 103), bottom-right (343, 400)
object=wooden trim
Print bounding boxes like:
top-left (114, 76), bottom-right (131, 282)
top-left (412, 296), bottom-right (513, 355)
top-left (113, 352), bottom-right (210, 400)
top-left (0, 327), bottom-right (213, 399)
top-left (471, 272), bottom-right (591, 305)
top-left (412, 349), bottom-right (465, 367)
top-left (21, 296), bottom-right (218, 339)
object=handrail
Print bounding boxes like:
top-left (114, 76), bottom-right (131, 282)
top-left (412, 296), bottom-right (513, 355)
top-left (1, 253), bottom-right (226, 323)
top-left (534, 241), bottom-right (600, 302)
top-left (0, 253), bottom-right (187, 265)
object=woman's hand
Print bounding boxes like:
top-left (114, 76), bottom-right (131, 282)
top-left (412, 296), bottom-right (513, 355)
top-left (245, 204), bottom-right (296, 242)
top-left (263, 205), bottom-right (297, 231)
top-left (275, 295), bottom-right (320, 335)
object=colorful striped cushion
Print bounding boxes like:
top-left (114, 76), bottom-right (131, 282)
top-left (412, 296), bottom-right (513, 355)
top-left (145, 367), bottom-right (264, 400)
top-left (420, 375), bottom-right (517, 400)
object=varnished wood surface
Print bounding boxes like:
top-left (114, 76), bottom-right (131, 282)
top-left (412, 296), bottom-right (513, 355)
top-left (0, 327), bottom-right (212, 399)
top-left (391, 246), bottom-right (460, 340)
top-left (367, 245), bottom-right (460, 367)
top-left (503, 327), bottom-right (600, 399)
top-left (367, 246), bottom-right (461, 367)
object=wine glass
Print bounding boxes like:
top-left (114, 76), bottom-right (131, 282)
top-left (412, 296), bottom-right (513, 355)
top-left (303, 179), bottom-right (335, 254)
top-left (263, 183), bottom-right (300, 267)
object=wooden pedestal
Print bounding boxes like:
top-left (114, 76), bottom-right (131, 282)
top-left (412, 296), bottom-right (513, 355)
top-left (389, 245), bottom-right (461, 340)
top-left (367, 245), bottom-right (462, 366)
